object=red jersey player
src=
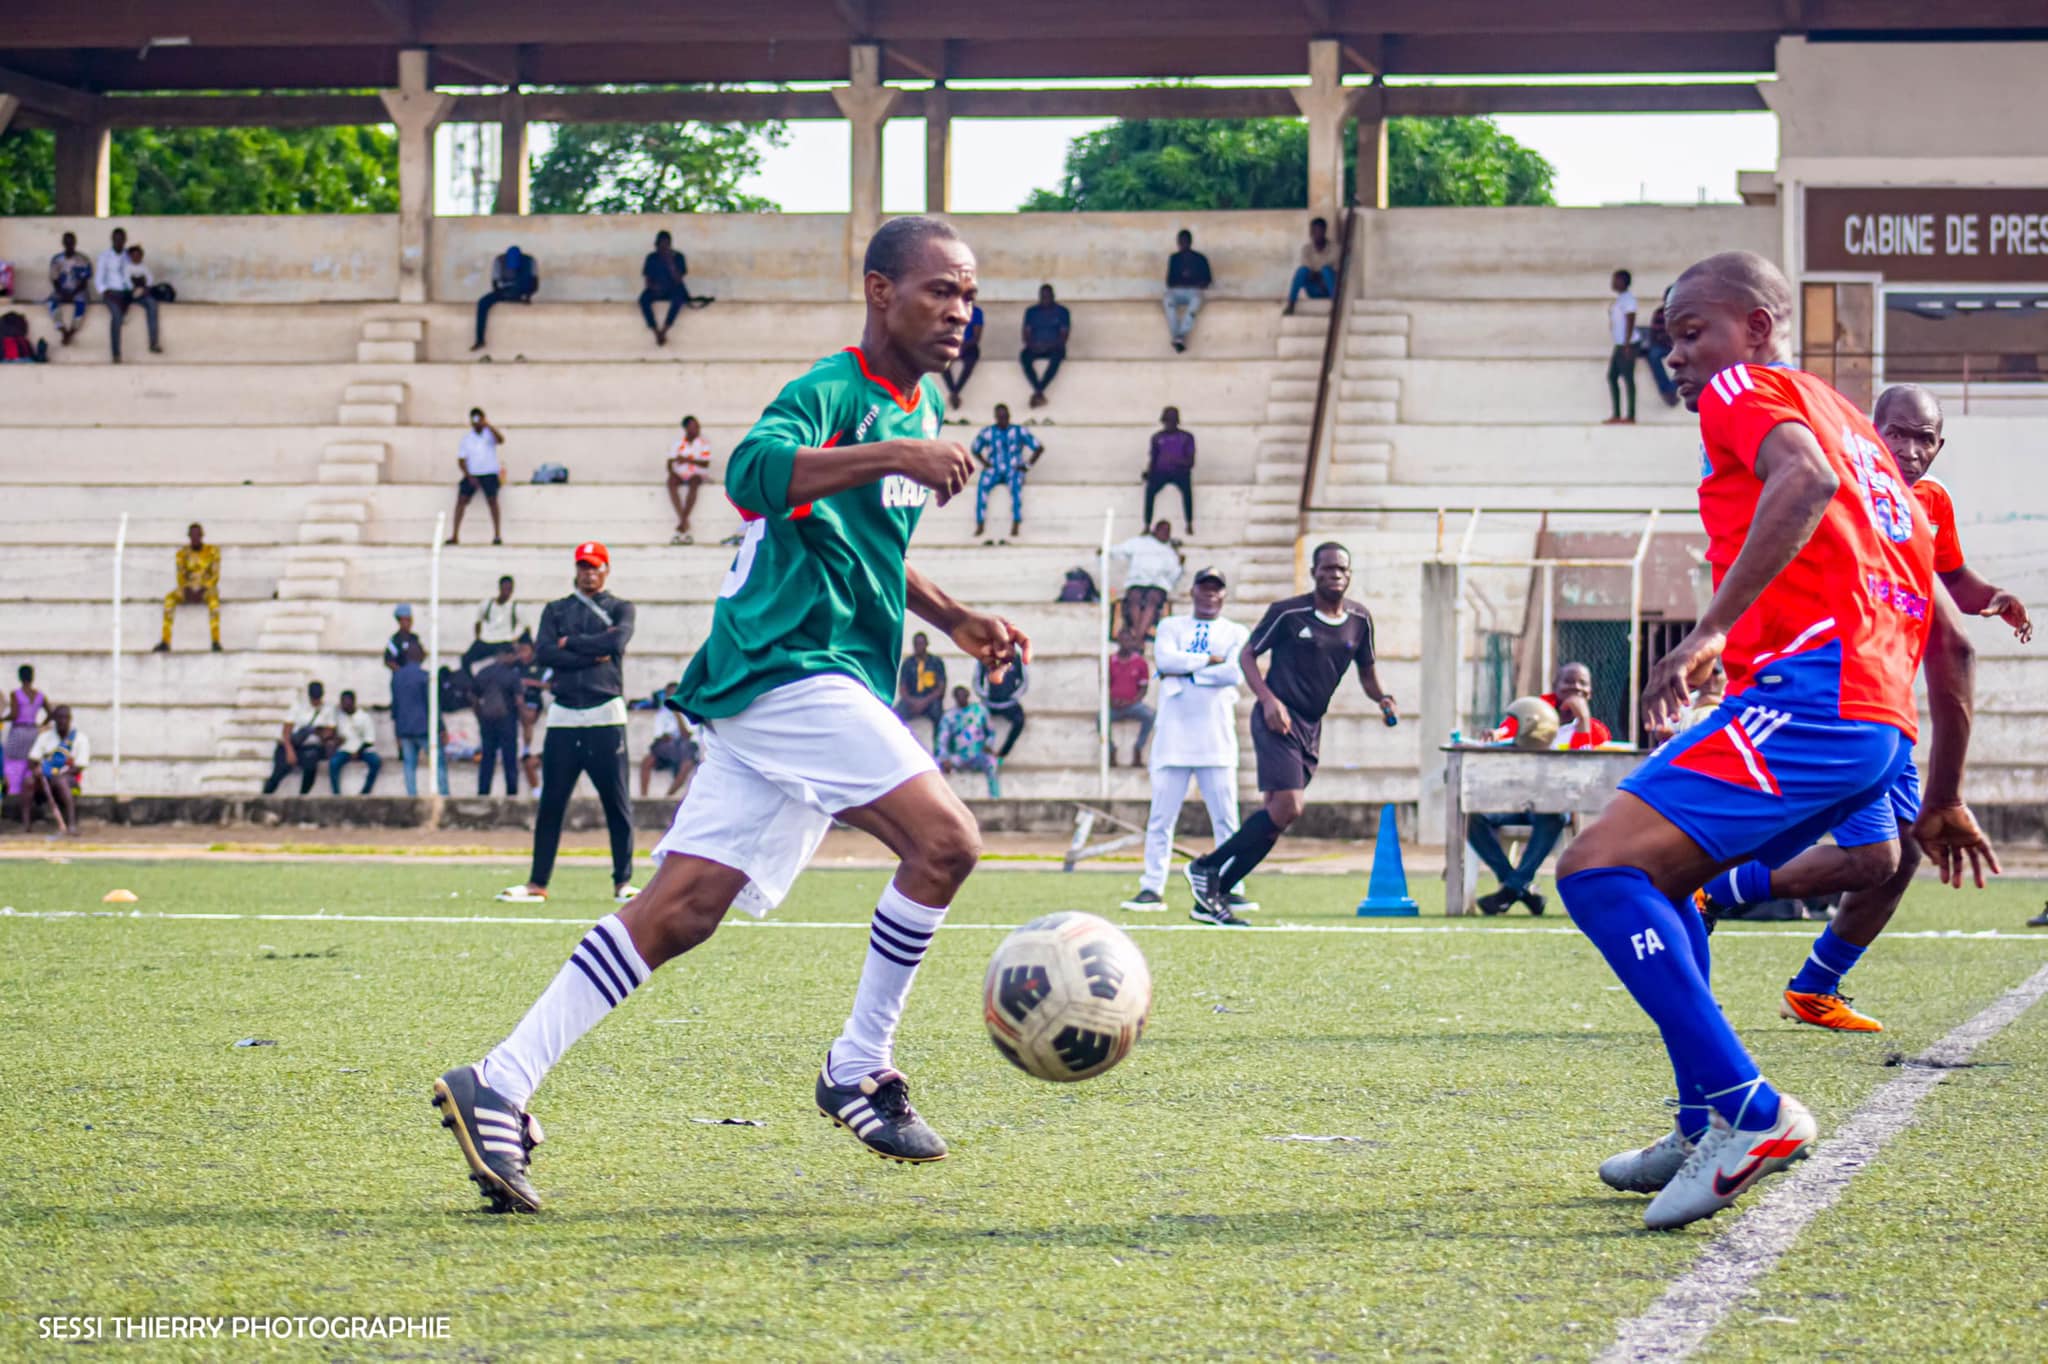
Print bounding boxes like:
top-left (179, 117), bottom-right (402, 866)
top-left (1552, 251), bottom-right (1937, 1230)
top-left (1698, 383), bottom-right (2029, 1026)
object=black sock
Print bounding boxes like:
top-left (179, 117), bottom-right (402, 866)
top-left (1205, 811), bottom-right (1283, 892)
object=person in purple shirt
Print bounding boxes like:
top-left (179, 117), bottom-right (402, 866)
top-left (1143, 406), bottom-right (1197, 535)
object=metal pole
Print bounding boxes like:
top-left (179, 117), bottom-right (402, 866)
top-left (1539, 562), bottom-right (1555, 685)
top-left (112, 513), bottom-right (128, 796)
top-left (1627, 510), bottom-right (1660, 747)
top-left (428, 511), bottom-right (445, 797)
top-left (1099, 507), bottom-right (1112, 800)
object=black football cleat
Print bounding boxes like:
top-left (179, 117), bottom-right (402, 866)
top-left (432, 1065), bottom-right (543, 1213)
top-left (1184, 861), bottom-right (1243, 924)
top-left (816, 1060), bottom-right (948, 1164)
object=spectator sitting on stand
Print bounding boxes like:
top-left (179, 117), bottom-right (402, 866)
top-left (1468, 660), bottom-right (1612, 916)
top-left (971, 403), bottom-right (1043, 543)
top-left (639, 230), bottom-right (712, 346)
top-left (385, 604), bottom-right (422, 673)
top-left (155, 522), bottom-right (221, 653)
top-left (1019, 283), bottom-right (1071, 409)
top-left (472, 245), bottom-right (537, 352)
top-left (328, 690), bottom-right (382, 795)
top-left (262, 681), bottom-right (336, 796)
top-left (391, 640), bottom-right (434, 797)
top-left (944, 298), bottom-right (984, 410)
top-left (447, 407), bottom-right (506, 546)
top-left (1111, 519), bottom-right (1184, 643)
top-left (25, 705), bottom-right (87, 836)
top-left (48, 230), bottom-right (91, 346)
top-left (0, 310), bottom-right (47, 363)
top-left (666, 415), bottom-right (713, 545)
top-left (936, 684), bottom-right (1001, 798)
top-left (1106, 630), bottom-right (1155, 766)
top-left (467, 575), bottom-right (523, 670)
top-left (892, 632), bottom-right (947, 747)
top-left (1163, 228), bottom-right (1212, 353)
top-left (640, 704), bottom-right (698, 799)
top-left (974, 656), bottom-right (1029, 760)
top-left (1142, 406), bottom-right (1196, 534)
top-left (1285, 216), bottom-right (1339, 315)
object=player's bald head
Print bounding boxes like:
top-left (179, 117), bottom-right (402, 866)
top-left (864, 215), bottom-right (964, 281)
top-left (1669, 251), bottom-right (1794, 346)
top-left (1873, 383), bottom-right (1943, 434)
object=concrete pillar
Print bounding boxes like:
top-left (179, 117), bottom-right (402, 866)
top-left (495, 92), bottom-right (530, 217)
top-left (0, 95), bottom-right (19, 139)
top-left (53, 120), bottom-right (111, 217)
top-left (924, 84), bottom-right (952, 215)
top-left (1416, 560), bottom-right (1462, 846)
top-left (379, 49), bottom-right (455, 303)
top-left (1290, 39), bottom-right (1351, 218)
top-left (831, 43), bottom-right (902, 291)
top-left (1353, 84), bottom-right (1389, 210)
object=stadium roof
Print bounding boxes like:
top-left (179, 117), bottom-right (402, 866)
top-left (5, 0), bottom-right (2047, 93)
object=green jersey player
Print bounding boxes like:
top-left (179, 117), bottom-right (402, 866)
top-left (434, 218), bottom-right (1030, 1211)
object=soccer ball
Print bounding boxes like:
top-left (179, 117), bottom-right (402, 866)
top-left (1506, 695), bottom-right (1560, 751)
top-left (983, 912), bottom-right (1152, 1082)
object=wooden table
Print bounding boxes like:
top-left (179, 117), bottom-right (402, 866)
top-left (1442, 745), bottom-right (1644, 915)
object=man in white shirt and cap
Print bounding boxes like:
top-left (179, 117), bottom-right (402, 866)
top-left (1122, 567), bottom-right (1254, 914)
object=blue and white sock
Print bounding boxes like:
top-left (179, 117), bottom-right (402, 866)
top-left (1561, 867), bottom-right (1781, 1132)
top-left (481, 913), bottom-right (649, 1110)
top-left (829, 883), bottom-right (948, 1084)
top-left (1669, 891), bottom-right (1716, 1140)
top-left (1788, 923), bottom-right (1867, 996)
top-left (1703, 860), bottom-right (1773, 907)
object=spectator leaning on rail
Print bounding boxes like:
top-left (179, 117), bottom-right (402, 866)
top-left (472, 245), bottom-right (538, 352)
top-left (156, 522), bottom-right (222, 654)
top-left (1285, 217), bottom-right (1339, 315)
top-left (1163, 228), bottom-right (1212, 354)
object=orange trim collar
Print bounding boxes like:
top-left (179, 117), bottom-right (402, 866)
top-left (845, 346), bottom-right (923, 413)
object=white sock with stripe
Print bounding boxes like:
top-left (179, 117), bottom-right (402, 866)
top-left (828, 883), bottom-right (948, 1084)
top-left (480, 913), bottom-right (649, 1110)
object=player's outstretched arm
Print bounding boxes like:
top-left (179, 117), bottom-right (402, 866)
top-left (1643, 423), bottom-right (1838, 729)
top-left (906, 563), bottom-right (1032, 685)
top-left (779, 438), bottom-right (974, 508)
top-left (1914, 585), bottom-right (1999, 888)
top-left (1937, 565), bottom-right (2033, 642)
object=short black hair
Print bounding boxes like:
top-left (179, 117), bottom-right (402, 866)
top-left (498, 574), bottom-right (514, 585)
top-left (308, 681), bottom-right (324, 696)
top-left (340, 689), bottom-right (356, 702)
top-left (1177, 228), bottom-right (1192, 242)
top-left (1614, 269), bottom-right (1632, 287)
top-left (681, 414), bottom-right (697, 426)
top-left (863, 215), bottom-right (963, 281)
top-left (468, 407), bottom-right (484, 420)
top-left (1311, 541), bottom-right (1351, 565)
top-left (655, 229), bottom-right (672, 244)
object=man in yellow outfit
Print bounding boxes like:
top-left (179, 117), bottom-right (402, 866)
top-left (156, 522), bottom-right (222, 653)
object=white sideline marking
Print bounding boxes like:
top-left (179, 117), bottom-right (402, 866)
top-left (2, 906), bottom-right (2048, 942)
top-left (1597, 961), bottom-right (2048, 1364)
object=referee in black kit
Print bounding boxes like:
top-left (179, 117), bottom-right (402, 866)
top-left (496, 541), bottom-right (639, 905)
top-left (1185, 542), bottom-right (1396, 925)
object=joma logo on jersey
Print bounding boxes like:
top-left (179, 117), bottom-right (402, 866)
top-left (854, 403), bottom-right (883, 442)
top-left (881, 474), bottom-right (928, 509)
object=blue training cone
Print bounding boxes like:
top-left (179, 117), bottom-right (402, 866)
top-left (1356, 804), bottom-right (1419, 916)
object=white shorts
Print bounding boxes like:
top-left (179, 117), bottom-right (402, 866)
top-left (653, 674), bottom-right (937, 917)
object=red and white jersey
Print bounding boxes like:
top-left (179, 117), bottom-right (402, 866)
top-left (1911, 475), bottom-right (1966, 574)
top-left (1696, 363), bottom-right (1936, 737)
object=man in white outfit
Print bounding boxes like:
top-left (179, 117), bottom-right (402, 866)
top-left (1122, 568), bottom-right (1254, 913)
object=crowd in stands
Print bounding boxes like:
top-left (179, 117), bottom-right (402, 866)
top-left (0, 227), bottom-right (174, 364)
top-left (4, 664), bottom-right (86, 836)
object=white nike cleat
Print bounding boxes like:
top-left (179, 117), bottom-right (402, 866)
top-left (1598, 1121), bottom-right (1694, 1194)
top-left (1643, 1095), bottom-right (1816, 1230)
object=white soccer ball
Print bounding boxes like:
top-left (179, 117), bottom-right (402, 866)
top-left (983, 912), bottom-right (1152, 1082)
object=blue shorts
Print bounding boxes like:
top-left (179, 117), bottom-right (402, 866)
top-left (1620, 689), bottom-right (1911, 869)
top-left (1827, 757), bottom-right (1921, 850)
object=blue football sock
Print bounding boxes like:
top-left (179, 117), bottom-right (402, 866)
top-left (1704, 861), bottom-right (1772, 907)
top-left (1788, 923), bottom-right (1867, 996)
top-left (1561, 867), bottom-right (1780, 1131)
top-left (1668, 893), bottom-right (1715, 1140)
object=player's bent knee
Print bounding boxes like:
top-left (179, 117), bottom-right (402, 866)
top-left (915, 817), bottom-right (982, 888)
top-left (1843, 839), bottom-right (1900, 889)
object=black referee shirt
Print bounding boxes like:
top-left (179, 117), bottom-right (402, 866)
top-left (1245, 593), bottom-right (1376, 724)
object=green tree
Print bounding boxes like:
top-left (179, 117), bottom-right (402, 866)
top-left (0, 125), bottom-right (396, 215)
top-left (1023, 115), bottom-right (1554, 211)
top-left (530, 121), bottom-right (786, 215)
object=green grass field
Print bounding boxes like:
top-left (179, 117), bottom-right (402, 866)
top-left (4, 859), bottom-right (2046, 1360)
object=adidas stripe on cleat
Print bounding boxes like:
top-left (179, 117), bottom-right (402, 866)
top-left (815, 1061), bottom-right (948, 1164)
top-left (432, 1065), bottom-right (544, 1214)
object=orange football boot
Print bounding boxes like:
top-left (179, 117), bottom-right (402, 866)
top-left (1780, 989), bottom-right (1883, 1032)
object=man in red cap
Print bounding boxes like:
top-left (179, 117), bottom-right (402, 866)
top-left (435, 215), bottom-right (1033, 1213)
top-left (494, 541), bottom-right (637, 906)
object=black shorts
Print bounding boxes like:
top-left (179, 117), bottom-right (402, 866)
top-left (650, 734), bottom-right (698, 771)
top-left (1251, 705), bottom-right (1320, 793)
top-left (459, 472), bottom-right (501, 500)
